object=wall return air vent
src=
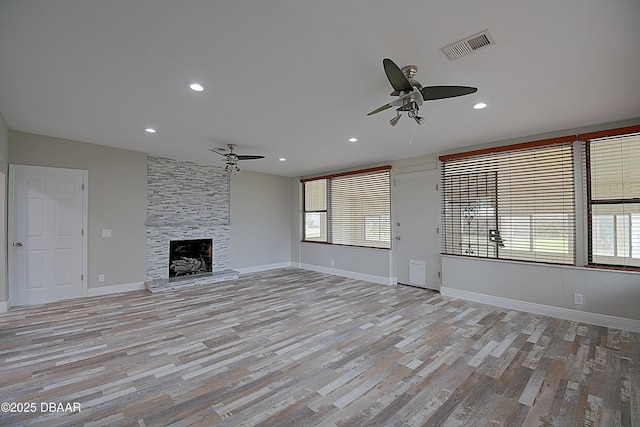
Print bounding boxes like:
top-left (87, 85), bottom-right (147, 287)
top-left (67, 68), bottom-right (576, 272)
top-left (442, 30), bottom-right (495, 60)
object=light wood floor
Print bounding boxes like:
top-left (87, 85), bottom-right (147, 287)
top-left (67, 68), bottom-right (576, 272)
top-left (0, 268), bottom-right (638, 426)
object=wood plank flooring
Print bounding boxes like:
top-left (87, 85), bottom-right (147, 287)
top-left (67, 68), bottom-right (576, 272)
top-left (0, 268), bottom-right (638, 426)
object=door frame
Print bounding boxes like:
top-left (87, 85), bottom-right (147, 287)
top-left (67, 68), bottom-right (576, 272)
top-left (8, 164), bottom-right (88, 307)
top-left (0, 156), bottom-right (6, 313)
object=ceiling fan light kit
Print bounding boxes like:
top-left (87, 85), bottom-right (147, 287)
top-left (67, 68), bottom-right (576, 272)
top-left (368, 58), bottom-right (477, 127)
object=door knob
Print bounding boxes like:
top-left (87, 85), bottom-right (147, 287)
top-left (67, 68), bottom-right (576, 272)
top-left (14, 242), bottom-right (23, 247)
top-left (395, 236), bottom-right (401, 240)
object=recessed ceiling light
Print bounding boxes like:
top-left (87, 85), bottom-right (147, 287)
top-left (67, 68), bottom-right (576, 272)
top-left (278, 157), bottom-right (286, 162)
top-left (188, 82), bottom-right (205, 92)
top-left (145, 127), bottom-right (157, 133)
top-left (348, 137), bottom-right (358, 143)
top-left (472, 102), bottom-right (488, 110)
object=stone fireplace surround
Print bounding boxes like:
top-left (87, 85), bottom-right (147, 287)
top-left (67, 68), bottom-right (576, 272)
top-left (145, 156), bottom-right (238, 292)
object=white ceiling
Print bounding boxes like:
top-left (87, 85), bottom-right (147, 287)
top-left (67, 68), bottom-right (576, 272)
top-left (1, 1), bottom-right (639, 177)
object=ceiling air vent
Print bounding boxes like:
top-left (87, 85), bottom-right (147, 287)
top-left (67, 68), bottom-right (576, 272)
top-left (442, 30), bottom-right (495, 60)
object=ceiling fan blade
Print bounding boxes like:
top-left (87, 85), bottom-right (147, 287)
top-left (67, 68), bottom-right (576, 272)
top-left (236, 155), bottom-right (265, 160)
top-left (207, 148), bottom-right (227, 156)
top-left (367, 103), bottom-right (393, 116)
top-left (383, 58), bottom-right (413, 93)
top-left (420, 86), bottom-right (478, 101)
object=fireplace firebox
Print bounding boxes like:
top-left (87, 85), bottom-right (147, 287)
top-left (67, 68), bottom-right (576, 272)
top-left (169, 239), bottom-right (213, 278)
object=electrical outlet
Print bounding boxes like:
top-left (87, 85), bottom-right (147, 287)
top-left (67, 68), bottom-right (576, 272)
top-left (98, 274), bottom-right (105, 283)
top-left (102, 229), bottom-right (112, 238)
top-left (574, 293), bottom-right (584, 306)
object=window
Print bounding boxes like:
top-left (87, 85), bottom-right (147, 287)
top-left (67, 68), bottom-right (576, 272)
top-left (581, 126), bottom-right (640, 269)
top-left (303, 179), bottom-right (327, 242)
top-left (440, 137), bottom-right (576, 265)
top-left (441, 171), bottom-right (497, 258)
top-left (302, 166), bottom-right (391, 249)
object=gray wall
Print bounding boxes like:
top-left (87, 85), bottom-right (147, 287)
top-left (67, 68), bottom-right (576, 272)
top-left (290, 178), bottom-right (301, 265)
top-left (293, 164), bottom-right (395, 285)
top-left (4, 119), bottom-right (640, 325)
top-left (7, 131), bottom-right (294, 298)
top-left (0, 115), bottom-right (8, 160)
top-left (442, 256), bottom-right (640, 321)
top-left (293, 119), bottom-right (640, 325)
top-left (298, 242), bottom-right (393, 284)
top-left (9, 131), bottom-right (148, 289)
top-left (437, 119), bottom-right (640, 324)
top-left (293, 158), bottom-right (438, 285)
top-left (230, 170), bottom-right (292, 271)
top-left (0, 115), bottom-right (8, 305)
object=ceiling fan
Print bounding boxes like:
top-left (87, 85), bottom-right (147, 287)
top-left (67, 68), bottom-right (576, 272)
top-left (207, 144), bottom-right (265, 173)
top-left (368, 58), bottom-right (478, 126)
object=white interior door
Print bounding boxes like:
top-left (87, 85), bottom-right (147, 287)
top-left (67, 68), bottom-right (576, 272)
top-left (10, 165), bottom-right (87, 305)
top-left (395, 171), bottom-right (440, 290)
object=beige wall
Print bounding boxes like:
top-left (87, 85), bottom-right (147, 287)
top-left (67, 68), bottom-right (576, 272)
top-left (9, 131), bottom-right (147, 290)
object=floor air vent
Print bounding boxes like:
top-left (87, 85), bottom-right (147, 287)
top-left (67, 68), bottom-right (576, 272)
top-left (442, 30), bottom-right (495, 60)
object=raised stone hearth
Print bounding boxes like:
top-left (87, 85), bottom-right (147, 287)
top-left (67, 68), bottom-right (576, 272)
top-left (145, 156), bottom-right (238, 292)
top-left (145, 269), bottom-right (238, 293)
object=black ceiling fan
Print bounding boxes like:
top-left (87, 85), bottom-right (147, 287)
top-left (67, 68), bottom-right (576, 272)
top-left (368, 58), bottom-right (477, 126)
top-left (207, 144), bottom-right (264, 173)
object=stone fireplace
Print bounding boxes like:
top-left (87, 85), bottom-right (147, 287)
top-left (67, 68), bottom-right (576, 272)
top-left (145, 156), bottom-right (238, 292)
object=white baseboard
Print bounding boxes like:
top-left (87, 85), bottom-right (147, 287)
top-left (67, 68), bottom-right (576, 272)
top-left (441, 287), bottom-right (640, 333)
top-left (234, 262), bottom-right (294, 275)
top-left (0, 301), bottom-right (7, 314)
top-left (87, 282), bottom-right (146, 297)
top-left (299, 263), bottom-right (394, 286)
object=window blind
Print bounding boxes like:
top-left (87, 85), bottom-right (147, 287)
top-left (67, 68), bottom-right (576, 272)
top-left (303, 178), bottom-right (327, 242)
top-left (440, 138), bottom-right (576, 265)
top-left (302, 166), bottom-right (391, 249)
top-left (581, 126), bottom-right (640, 269)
